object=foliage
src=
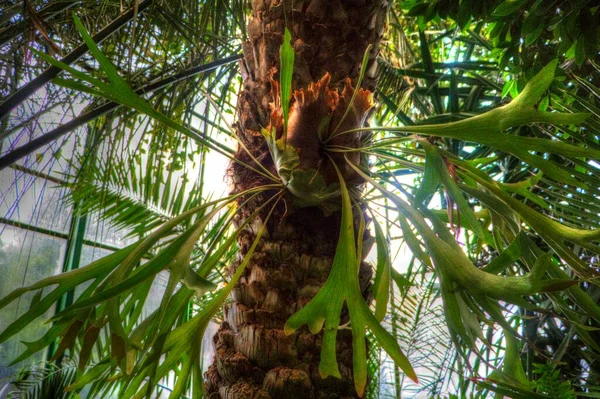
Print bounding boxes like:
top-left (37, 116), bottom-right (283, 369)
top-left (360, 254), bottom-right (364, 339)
top-left (532, 363), bottom-right (576, 399)
top-left (284, 164), bottom-right (416, 396)
top-left (400, 0), bottom-right (600, 71)
top-left (1, 0), bottom-right (600, 398)
top-left (370, 9), bottom-right (600, 394)
top-left (4, 360), bottom-right (77, 399)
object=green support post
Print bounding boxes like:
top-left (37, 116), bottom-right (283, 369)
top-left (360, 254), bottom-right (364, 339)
top-left (46, 208), bottom-right (88, 361)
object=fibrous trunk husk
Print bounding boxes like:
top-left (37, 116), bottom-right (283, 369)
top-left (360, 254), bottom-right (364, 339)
top-left (205, 1), bottom-right (389, 397)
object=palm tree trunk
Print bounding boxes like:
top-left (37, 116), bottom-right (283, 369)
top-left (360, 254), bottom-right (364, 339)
top-left (205, 1), bottom-right (388, 397)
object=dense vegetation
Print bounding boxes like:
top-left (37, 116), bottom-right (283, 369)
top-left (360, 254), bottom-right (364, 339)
top-left (0, 0), bottom-right (599, 397)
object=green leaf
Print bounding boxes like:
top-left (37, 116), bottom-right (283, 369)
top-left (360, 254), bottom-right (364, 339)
top-left (414, 143), bottom-right (442, 207)
top-left (52, 203), bottom-right (226, 319)
top-left (181, 266), bottom-right (217, 297)
top-left (0, 244), bottom-right (138, 345)
top-left (482, 232), bottom-right (525, 274)
top-left (492, 0), bottom-right (525, 17)
top-left (419, 140), bottom-right (494, 244)
top-left (456, 159), bottom-right (600, 278)
top-left (261, 127), bottom-right (300, 185)
top-left (358, 61), bottom-right (593, 186)
top-left (135, 201), bottom-right (275, 399)
top-left (285, 162), bottom-right (416, 396)
top-left (262, 127), bottom-right (339, 207)
top-left (501, 79), bottom-right (516, 99)
top-left (39, 14), bottom-right (282, 185)
top-left (372, 218), bottom-right (391, 322)
top-left (280, 27), bottom-right (295, 142)
top-left (348, 162), bottom-right (576, 303)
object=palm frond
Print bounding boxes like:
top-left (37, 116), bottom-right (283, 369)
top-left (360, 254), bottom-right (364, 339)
top-left (4, 360), bottom-right (77, 399)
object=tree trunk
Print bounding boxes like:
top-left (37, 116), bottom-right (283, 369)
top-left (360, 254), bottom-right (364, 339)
top-left (205, 1), bottom-right (389, 397)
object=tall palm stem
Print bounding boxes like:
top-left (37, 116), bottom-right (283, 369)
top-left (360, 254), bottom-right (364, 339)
top-left (205, 1), bottom-right (389, 397)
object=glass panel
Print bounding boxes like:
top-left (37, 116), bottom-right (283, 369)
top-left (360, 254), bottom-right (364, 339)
top-left (202, 321), bottom-right (218, 373)
top-left (0, 168), bottom-right (73, 234)
top-left (1, 86), bottom-right (89, 183)
top-left (79, 244), bottom-right (113, 269)
top-left (84, 211), bottom-right (137, 248)
top-left (0, 225), bottom-right (66, 392)
top-left (143, 270), bottom-right (169, 318)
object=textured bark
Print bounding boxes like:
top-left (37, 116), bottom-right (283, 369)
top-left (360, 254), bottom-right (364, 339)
top-left (206, 1), bottom-right (389, 397)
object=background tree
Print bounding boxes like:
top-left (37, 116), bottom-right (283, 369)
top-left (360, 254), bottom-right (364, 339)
top-left (0, 0), bottom-right (599, 398)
